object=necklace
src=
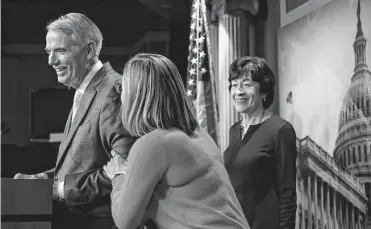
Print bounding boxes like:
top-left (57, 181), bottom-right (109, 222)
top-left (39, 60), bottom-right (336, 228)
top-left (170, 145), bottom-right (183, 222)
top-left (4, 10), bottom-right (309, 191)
top-left (240, 109), bottom-right (266, 142)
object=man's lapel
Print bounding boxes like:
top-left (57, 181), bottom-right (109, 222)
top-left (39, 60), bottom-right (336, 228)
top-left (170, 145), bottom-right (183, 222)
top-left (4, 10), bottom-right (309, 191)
top-left (56, 109), bottom-right (73, 164)
top-left (55, 63), bottom-right (113, 171)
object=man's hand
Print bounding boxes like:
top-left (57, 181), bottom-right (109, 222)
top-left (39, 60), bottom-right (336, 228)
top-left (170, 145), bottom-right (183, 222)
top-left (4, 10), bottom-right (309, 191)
top-left (14, 173), bottom-right (48, 179)
top-left (103, 150), bottom-right (128, 181)
top-left (53, 181), bottom-right (65, 201)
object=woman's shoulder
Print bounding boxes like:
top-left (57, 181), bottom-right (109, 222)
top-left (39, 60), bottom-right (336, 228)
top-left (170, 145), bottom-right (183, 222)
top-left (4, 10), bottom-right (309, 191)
top-left (148, 128), bottom-right (187, 139)
top-left (133, 129), bottom-right (202, 162)
top-left (264, 115), bottom-right (296, 140)
top-left (265, 114), bottom-right (294, 130)
top-left (145, 128), bottom-right (216, 151)
top-left (136, 129), bottom-right (189, 147)
top-left (131, 130), bottom-right (167, 152)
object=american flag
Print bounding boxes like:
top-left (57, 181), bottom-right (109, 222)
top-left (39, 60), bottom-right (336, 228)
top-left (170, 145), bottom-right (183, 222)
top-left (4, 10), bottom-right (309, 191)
top-left (186, 0), bottom-right (219, 145)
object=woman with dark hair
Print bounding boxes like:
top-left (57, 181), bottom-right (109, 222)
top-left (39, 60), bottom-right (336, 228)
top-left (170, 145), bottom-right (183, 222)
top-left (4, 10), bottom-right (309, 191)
top-left (102, 53), bottom-right (250, 229)
top-left (224, 56), bottom-right (297, 229)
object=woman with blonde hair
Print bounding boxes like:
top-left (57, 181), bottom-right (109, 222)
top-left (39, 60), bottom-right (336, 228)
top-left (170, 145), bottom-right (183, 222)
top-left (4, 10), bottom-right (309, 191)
top-left (103, 53), bottom-right (250, 229)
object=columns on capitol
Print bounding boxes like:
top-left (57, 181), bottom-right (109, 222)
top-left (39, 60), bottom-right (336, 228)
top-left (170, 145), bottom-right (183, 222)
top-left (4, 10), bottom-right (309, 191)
top-left (210, 0), bottom-right (259, 151)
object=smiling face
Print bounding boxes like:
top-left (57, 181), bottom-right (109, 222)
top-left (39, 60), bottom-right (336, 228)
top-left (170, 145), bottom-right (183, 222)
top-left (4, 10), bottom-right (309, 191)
top-left (230, 73), bottom-right (265, 114)
top-left (45, 30), bottom-right (89, 88)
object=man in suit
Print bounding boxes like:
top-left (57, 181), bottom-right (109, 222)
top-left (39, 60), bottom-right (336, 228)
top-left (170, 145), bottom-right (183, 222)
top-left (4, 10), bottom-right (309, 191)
top-left (14, 13), bottom-right (135, 229)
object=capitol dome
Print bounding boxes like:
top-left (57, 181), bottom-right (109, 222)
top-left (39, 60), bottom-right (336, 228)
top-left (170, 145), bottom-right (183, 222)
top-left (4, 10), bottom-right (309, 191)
top-left (334, 0), bottom-right (371, 178)
top-left (337, 71), bottom-right (371, 131)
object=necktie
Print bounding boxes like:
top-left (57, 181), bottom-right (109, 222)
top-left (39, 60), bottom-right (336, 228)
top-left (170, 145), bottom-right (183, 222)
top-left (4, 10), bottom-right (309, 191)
top-left (72, 91), bottom-right (82, 120)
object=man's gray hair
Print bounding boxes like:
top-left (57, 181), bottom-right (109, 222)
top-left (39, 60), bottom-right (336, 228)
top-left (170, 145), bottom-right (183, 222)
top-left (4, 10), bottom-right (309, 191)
top-left (46, 13), bottom-right (103, 57)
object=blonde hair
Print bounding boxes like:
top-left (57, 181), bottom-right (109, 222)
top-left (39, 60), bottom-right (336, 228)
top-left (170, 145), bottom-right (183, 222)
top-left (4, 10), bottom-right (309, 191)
top-left (46, 13), bottom-right (103, 57)
top-left (121, 53), bottom-right (198, 137)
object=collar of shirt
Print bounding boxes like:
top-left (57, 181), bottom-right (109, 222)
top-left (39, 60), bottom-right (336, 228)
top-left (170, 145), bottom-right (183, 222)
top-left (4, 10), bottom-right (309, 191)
top-left (76, 60), bottom-right (103, 96)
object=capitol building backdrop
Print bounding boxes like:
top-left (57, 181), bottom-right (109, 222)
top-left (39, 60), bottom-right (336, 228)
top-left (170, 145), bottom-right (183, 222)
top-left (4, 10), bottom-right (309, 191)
top-left (277, 0), bottom-right (371, 228)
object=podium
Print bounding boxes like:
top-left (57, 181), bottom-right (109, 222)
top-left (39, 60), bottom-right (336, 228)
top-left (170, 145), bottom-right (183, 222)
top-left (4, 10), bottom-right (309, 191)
top-left (1, 178), bottom-right (53, 229)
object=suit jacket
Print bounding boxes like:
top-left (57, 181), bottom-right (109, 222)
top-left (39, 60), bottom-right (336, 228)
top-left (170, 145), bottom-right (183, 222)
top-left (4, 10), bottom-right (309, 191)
top-left (44, 63), bottom-right (136, 217)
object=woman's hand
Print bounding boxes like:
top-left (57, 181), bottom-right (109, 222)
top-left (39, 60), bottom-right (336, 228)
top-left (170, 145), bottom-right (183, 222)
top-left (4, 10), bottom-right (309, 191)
top-left (103, 150), bottom-right (128, 181)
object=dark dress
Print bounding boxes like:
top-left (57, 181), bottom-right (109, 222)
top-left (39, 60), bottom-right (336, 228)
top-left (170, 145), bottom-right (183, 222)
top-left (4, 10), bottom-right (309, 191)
top-left (224, 115), bottom-right (297, 229)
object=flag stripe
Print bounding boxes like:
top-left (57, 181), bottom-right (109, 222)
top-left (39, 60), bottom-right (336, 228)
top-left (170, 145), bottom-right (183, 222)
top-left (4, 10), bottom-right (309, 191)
top-left (201, 0), bottom-right (219, 143)
top-left (186, 0), bottom-right (219, 145)
top-left (202, 81), bottom-right (218, 141)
